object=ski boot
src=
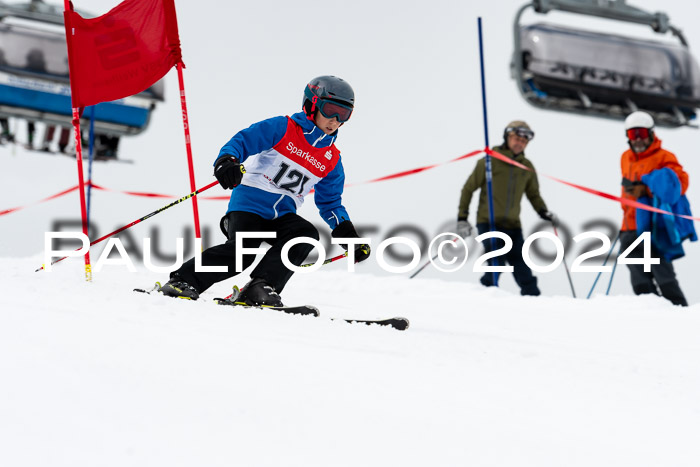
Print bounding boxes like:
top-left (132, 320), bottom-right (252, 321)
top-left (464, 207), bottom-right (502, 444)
top-left (238, 278), bottom-right (283, 307)
top-left (158, 275), bottom-right (200, 300)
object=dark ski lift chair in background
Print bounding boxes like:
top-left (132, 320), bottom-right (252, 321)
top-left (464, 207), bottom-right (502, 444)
top-left (0, 0), bottom-right (165, 156)
top-left (511, 0), bottom-right (700, 127)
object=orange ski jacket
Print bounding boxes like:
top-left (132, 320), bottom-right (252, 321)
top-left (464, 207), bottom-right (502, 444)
top-left (620, 137), bottom-right (689, 231)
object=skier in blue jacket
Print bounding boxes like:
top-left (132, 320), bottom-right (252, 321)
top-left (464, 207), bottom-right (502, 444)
top-left (159, 76), bottom-right (370, 305)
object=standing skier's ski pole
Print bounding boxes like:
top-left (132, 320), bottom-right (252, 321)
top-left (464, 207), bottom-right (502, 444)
top-left (605, 244), bottom-right (621, 295)
top-left (552, 224), bottom-right (576, 298)
top-left (36, 179), bottom-right (222, 272)
top-left (586, 232), bottom-right (619, 299)
top-left (410, 237), bottom-right (459, 279)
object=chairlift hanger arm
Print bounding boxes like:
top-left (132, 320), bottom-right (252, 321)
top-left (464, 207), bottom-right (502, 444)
top-left (531, 0), bottom-right (687, 45)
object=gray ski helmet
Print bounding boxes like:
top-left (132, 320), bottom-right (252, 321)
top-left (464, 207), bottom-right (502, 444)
top-left (303, 75), bottom-right (355, 115)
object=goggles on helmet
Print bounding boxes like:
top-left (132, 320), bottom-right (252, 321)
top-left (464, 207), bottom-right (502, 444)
top-left (626, 127), bottom-right (651, 140)
top-left (314, 97), bottom-right (353, 123)
top-left (506, 126), bottom-right (535, 141)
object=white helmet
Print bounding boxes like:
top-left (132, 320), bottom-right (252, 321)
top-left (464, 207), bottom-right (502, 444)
top-left (624, 111), bottom-right (654, 130)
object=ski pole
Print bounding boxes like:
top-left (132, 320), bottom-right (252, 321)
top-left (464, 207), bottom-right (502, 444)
top-left (586, 232), bottom-right (619, 299)
top-left (410, 252), bottom-right (440, 279)
top-left (410, 236), bottom-right (459, 279)
top-left (216, 252), bottom-right (350, 300)
top-left (36, 179), bottom-right (221, 272)
top-left (299, 247), bottom-right (374, 268)
top-left (552, 224), bottom-right (576, 298)
top-left (299, 251), bottom-right (348, 268)
top-left (605, 244), bottom-right (620, 295)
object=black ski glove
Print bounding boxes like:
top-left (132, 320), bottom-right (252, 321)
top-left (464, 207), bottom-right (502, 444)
top-left (214, 155), bottom-right (244, 189)
top-left (622, 177), bottom-right (649, 198)
top-left (538, 209), bottom-right (558, 226)
top-left (332, 220), bottom-right (371, 263)
top-left (626, 183), bottom-right (648, 199)
top-left (456, 216), bottom-right (473, 238)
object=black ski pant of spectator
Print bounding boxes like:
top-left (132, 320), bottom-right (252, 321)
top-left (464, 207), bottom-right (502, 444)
top-left (619, 230), bottom-right (688, 306)
top-left (172, 211), bottom-right (318, 294)
top-left (476, 223), bottom-right (540, 296)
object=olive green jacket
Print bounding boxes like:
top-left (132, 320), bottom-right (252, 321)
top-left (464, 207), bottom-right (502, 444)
top-left (458, 144), bottom-right (547, 229)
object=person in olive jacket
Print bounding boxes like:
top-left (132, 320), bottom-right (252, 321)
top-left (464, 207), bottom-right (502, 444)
top-left (456, 120), bottom-right (556, 295)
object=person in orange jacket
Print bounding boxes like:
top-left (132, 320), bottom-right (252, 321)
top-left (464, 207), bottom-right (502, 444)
top-left (619, 111), bottom-right (689, 306)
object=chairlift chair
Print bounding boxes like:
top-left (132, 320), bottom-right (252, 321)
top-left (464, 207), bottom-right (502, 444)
top-left (511, 0), bottom-right (700, 128)
top-left (0, 0), bottom-right (164, 142)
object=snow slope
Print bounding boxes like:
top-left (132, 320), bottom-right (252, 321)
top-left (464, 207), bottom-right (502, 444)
top-left (3, 257), bottom-right (700, 467)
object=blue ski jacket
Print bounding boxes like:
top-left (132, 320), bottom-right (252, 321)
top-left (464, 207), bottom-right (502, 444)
top-left (215, 112), bottom-right (350, 230)
top-left (636, 167), bottom-right (697, 261)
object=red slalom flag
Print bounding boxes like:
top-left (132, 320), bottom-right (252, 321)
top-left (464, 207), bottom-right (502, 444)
top-left (64, 0), bottom-right (182, 108)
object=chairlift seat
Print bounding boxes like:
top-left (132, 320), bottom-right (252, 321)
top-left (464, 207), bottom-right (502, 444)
top-left (0, 21), bottom-right (163, 135)
top-left (518, 23), bottom-right (700, 126)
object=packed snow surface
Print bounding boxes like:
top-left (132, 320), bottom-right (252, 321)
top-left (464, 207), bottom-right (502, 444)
top-left (2, 257), bottom-right (700, 466)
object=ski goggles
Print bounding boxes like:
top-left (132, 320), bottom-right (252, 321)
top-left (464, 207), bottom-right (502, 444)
top-left (626, 127), bottom-right (652, 140)
top-left (506, 126), bottom-right (535, 141)
top-left (315, 98), bottom-right (353, 123)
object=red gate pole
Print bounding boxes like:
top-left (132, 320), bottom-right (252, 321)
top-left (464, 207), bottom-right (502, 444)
top-left (70, 105), bottom-right (92, 281)
top-left (176, 62), bottom-right (201, 240)
top-left (64, 0), bottom-right (91, 281)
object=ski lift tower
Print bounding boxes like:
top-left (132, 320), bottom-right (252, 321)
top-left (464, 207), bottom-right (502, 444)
top-left (511, 0), bottom-right (700, 127)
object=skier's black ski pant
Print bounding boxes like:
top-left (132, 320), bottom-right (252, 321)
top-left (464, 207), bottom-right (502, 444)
top-left (476, 223), bottom-right (540, 296)
top-left (619, 230), bottom-right (688, 306)
top-left (172, 211), bottom-right (318, 293)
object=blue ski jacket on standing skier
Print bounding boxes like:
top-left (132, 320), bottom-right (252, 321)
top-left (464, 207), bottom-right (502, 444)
top-left (214, 111), bottom-right (351, 230)
top-left (636, 167), bottom-right (697, 261)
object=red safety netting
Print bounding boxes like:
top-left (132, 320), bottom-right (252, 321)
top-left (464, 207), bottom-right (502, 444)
top-left (484, 148), bottom-right (700, 222)
top-left (0, 185), bottom-right (79, 216)
top-left (3, 147), bottom-right (698, 222)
